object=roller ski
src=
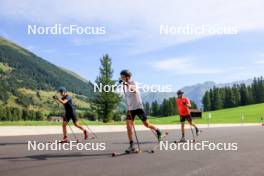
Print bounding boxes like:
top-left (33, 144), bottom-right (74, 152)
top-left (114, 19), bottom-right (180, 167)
top-left (111, 149), bottom-right (140, 157)
top-left (47, 138), bottom-right (73, 144)
top-left (58, 138), bottom-right (70, 143)
top-left (49, 138), bottom-right (79, 144)
top-left (112, 142), bottom-right (140, 157)
top-left (174, 129), bottom-right (202, 144)
top-left (174, 137), bottom-right (187, 143)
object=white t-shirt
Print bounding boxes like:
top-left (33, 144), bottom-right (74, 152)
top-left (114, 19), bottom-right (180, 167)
top-left (123, 80), bottom-right (144, 111)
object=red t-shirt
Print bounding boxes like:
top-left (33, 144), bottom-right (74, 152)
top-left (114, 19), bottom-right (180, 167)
top-left (176, 97), bottom-right (191, 116)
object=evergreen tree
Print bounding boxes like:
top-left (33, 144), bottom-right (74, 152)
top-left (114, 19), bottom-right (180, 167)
top-left (151, 100), bottom-right (160, 117)
top-left (239, 84), bottom-right (249, 106)
top-left (232, 85), bottom-right (241, 106)
top-left (213, 87), bottom-right (223, 110)
top-left (0, 107), bottom-right (5, 121)
top-left (190, 100), bottom-right (198, 109)
top-left (6, 107), bottom-right (12, 121)
top-left (252, 77), bottom-right (258, 103)
top-left (168, 99), bottom-right (175, 115)
top-left (219, 88), bottom-right (226, 106)
top-left (247, 86), bottom-right (254, 104)
top-left (202, 76), bottom-right (264, 111)
top-left (257, 77), bottom-right (264, 102)
top-left (160, 99), bottom-right (171, 117)
top-left (36, 111), bottom-right (44, 121)
top-left (226, 88), bottom-right (237, 108)
top-left (144, 102), bottom-right (151, 115)
top-left (169, 97), bottom-right (177, 115)
top-left (202, 91), bottom-right (211, 111)
top-left (93, 55), bottom-right (121, 122)
top-left (209, 89), bottom-right (214, 110)
top-left (22, 109), bottom-right (29, 121)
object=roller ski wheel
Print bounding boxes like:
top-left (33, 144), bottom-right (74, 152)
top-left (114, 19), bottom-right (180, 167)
top-left (111, 149), bottom-right (140, 157)
top-left (58, 139), bottom-right (70, 144)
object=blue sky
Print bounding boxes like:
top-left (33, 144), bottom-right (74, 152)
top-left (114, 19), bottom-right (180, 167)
top-left (0, 0), bottom-right (264, 90)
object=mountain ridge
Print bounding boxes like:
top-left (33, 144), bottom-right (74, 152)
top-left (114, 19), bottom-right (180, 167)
top-left (0, 36), bottom-right (94, 120)
top-left (0, 36), bottom-right (94, 97)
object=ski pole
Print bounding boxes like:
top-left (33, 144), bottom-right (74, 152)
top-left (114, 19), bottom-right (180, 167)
top-left (132, 118), bottom-right (141, 151)
top-left (123, 85), bottom-right (141, 151)
top-left (68, 123), bottom-right (79, 142)
top-left (190, 125), bottom-right (195, 142)
top-left (79, 118), bottom-right (97, 139)
top-left (151, 129), bottom-right (157, 138)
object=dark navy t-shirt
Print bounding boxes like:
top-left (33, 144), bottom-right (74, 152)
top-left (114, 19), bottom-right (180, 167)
top-left (62, 95), bottom-right (75, 114)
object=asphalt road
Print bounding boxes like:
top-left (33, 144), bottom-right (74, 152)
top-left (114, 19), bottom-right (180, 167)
top-left (0, 126), bottom-right (263, 176)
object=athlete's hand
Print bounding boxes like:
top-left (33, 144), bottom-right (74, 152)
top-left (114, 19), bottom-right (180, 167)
top-left (118, 78), bottom-right (128, 86)
top-left (118, 79), bottom-right (123, 84)
top-left (52, 95), bottom-right (59, 100)
top-left (183, 102), bottom-right (191, 108)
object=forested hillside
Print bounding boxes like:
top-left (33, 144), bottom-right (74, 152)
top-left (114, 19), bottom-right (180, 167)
top-left (0, 37), bottom-right (94, 121)
top-left (202, 77), bottom-right (264, 111)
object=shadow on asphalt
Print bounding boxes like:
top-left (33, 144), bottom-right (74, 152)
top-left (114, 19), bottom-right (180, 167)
top-left (0, 142), bottom-right (28, 146)
top-left (0, 153), bottom-right (113, 161)
top-left (112, 141), bottom-right (157, 145)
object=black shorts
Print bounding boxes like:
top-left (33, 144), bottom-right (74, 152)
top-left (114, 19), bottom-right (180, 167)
top-left (180, 115), bottom-right (192, 122)
top-left (126, 109), bottom-right (147, 121)
top-left (63, 112), bottom-right (78, 123)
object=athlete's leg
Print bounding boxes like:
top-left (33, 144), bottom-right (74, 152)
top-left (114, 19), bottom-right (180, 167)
top-left (139, 109), bottom-right (162, 140)
top-left (62, 120), bottom-right (68, 139)
top-left (126, 119), bottom-right (134, 141)
top-left (181, 121), bottom-right (185, 138)
top-left (187, 115), bottom-right (199, 136)
top-left (143, 120), bottom-right (157, 130)
top-left (143, 120), bottom-right (161, 137)
top-left (73, 120), bottom-right (85, 131)
top-left (188, 119), bottom-right (196, 127)
top-left (73, 120), bottom-right (88, 140)
top-left (126, 119), bottom-right (135, 151)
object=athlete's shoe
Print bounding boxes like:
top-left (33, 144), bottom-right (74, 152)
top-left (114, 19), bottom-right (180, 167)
top-left (125, 143), bottom-right (135, 153)
top-left (195, 127), bottom-right (200, 136)
top-left (84, 130), bottom-right (88, 140)
top-left (179, 137), bottom-right (187, 143)
top-left (156, 129), bottom-right (162, 141)
top-left (59, 137), bottom-right (69, 143)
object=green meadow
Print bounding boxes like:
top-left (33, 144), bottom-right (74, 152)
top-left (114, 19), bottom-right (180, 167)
top-left (0, 103), bottom-right (263, 126)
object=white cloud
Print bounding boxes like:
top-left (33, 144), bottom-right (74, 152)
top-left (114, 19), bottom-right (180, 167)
top-left (255, 60), bottom-right (264, 64)
top-left (67, 52), bottom-right (81, 56)
top-left (1, 0), bottom-right (264, 52)
top-left (1, 0), bottom-right (264, 29)
top-left (41, 49), bottom-right (56, 53)
top-left (254, 53), bottom-right (264, 64)
top-left (150, 57), bottom-right (221, 75)
top-left (0, 30), bottom-right (9, 38)
top-left (25, 45), bottom-right (35, 51)
top-left (258, 53), bottom-right (264, 58)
